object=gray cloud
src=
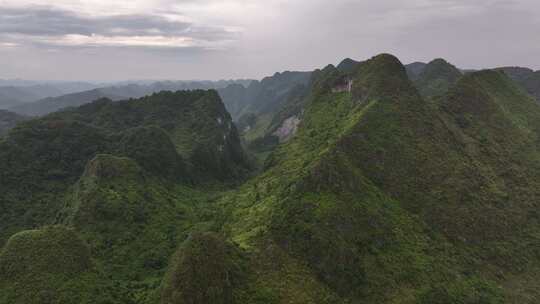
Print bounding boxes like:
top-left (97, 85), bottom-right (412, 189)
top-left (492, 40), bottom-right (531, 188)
top-left (0, 6), bottom-right (240, 48)
top-left (0, 0), bottom-right (538, 81)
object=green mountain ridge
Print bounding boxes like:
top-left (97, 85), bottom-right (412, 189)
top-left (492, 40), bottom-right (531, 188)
top-left (218, 54), bottom-right (540, 303)
top-left (1, 53), bottom-right (540, 303)
top-left (413, 58), bottom-right (463, 97)
top-left (497, 67), bottom-right (540, 103)
top-left (0, 90), bottom-right (249, 246)
top-left (219, 71), bottom-right (312, 120)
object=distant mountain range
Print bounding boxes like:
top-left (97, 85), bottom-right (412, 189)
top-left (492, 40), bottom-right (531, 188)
top-left (0, 85), bottom-right (61, 109)
top-left (405, 63), bottom-right (540, 103)
top-left (8, 80), bottom-right (253, 116)
top-left (0, 81), bottom-right (109, 109)
top-left (6, 62), bottom-right (539, 122)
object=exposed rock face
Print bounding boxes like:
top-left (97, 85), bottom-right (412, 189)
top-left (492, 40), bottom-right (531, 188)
top-left (273, 115), bottom-right (301, 142)
top-left (332, 79), bottom-right (353, 93)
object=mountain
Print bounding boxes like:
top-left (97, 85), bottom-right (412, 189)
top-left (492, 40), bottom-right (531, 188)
top-left (497, 67), bottom-right (540, 102)
top-left (405, 61), bottom-right (427, 80)
top-left (236, 58), bottom-right (464, 159)
top-left (212, 71), bottom-right (313, 163)
top-left (0, 110), bottom-right (27, 136)
top-left (497, 67), bottom-right (535, 83)
top-left (48, 90), bottom-right (250, 180)
top-left (9, 80), bottom-right (254, 117)
top-left (0, 79), bottom-right (43, 86)
top-left (0, 86), bottom-right (42, 109)
top-left (0, 89), bottom-right (250, 303)
top-left (521, 72), bottom-right (540, 101)
top-left (0, 89), bottom-right (249, 241)
top-left (217, 54), bottom-right (540, 303)
top-left (2, 54), bottom-right (540, 303)
top-left (412, 58), bottom-right (463, 97)
top-left (0, 84), bottom-right (95, 109)
top-left (223, 68), bottom-right (362, 162)
top-left (336, 58), bottom-right (360, 73)
top-left (10, 88), bottom-right (126, 116)
top-left (219, 71), bottom-right (312, 120)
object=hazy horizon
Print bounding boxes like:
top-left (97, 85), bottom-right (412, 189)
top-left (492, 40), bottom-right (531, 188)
top-left (1, 0), bottom-right (539, 81)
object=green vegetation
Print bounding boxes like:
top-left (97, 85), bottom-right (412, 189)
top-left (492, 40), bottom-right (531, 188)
top-left (47, 90), bottom-right (250, 180)
top-left (58, 154), bottom-right (222, 302)
top-left (218, 54), bottom-right (540, 303)
top-left (0, 226), bottom-right (123, 304)
top-left (0, 90), bottom-right (250, 302)
top-left (0, 110), bottom-right (27, 136)
top-left (1, 54), bottom-right (540, 303)
top-left (160, 232), bottom-right (247, 304)
top-left (521, 71), bottom-right (540, 101)
top-left (219, 71), bottom-right (311, 120)
top-left (414, 58), bottom-right (462, 98)
top-left (498, 67), bottom-right (540, 103)
top-left (117, 126), bottom-right (187, 180)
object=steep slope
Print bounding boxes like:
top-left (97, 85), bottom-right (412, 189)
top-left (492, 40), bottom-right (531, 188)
top-left (57, 154), bottom-right (213, 302)
top-left (498, 67), bottom-right (535, 83)
top-left (336, 58), bottom-right (360, 73)
top-left (160, 232), bottom-right (247, 304)
top-left (218, 54), bottom-right (540, 303)
top-left (521, 71), bottom-right (540, 101)
top-left (405, 61), bottom-right (427, 80)
top-left (0, 110), bottom-right (27, 136)
top-left (217, 83), bottom-right (249, 120)
top-left (0, 119), bottom-right (111, 244)
top-left (413, 58), bottom-right (462, 97)
top-left (219, 71), bottom-right (312, 120)
top-left (0, 89), bottom-right (250, 303)
top-left (50, 90), bottom-right (249, 180)
top-left (0, 90), bottom-right (248, 245)
top-left (498, 67), bottom-right (540, 102)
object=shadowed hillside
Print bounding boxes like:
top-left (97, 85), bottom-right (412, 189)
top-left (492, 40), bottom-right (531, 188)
top-left (498, 67), bottom-right (540, 103)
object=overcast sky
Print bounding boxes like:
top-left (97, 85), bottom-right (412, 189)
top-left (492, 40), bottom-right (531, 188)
top-left (0, 0), bottom-right (539, 81)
